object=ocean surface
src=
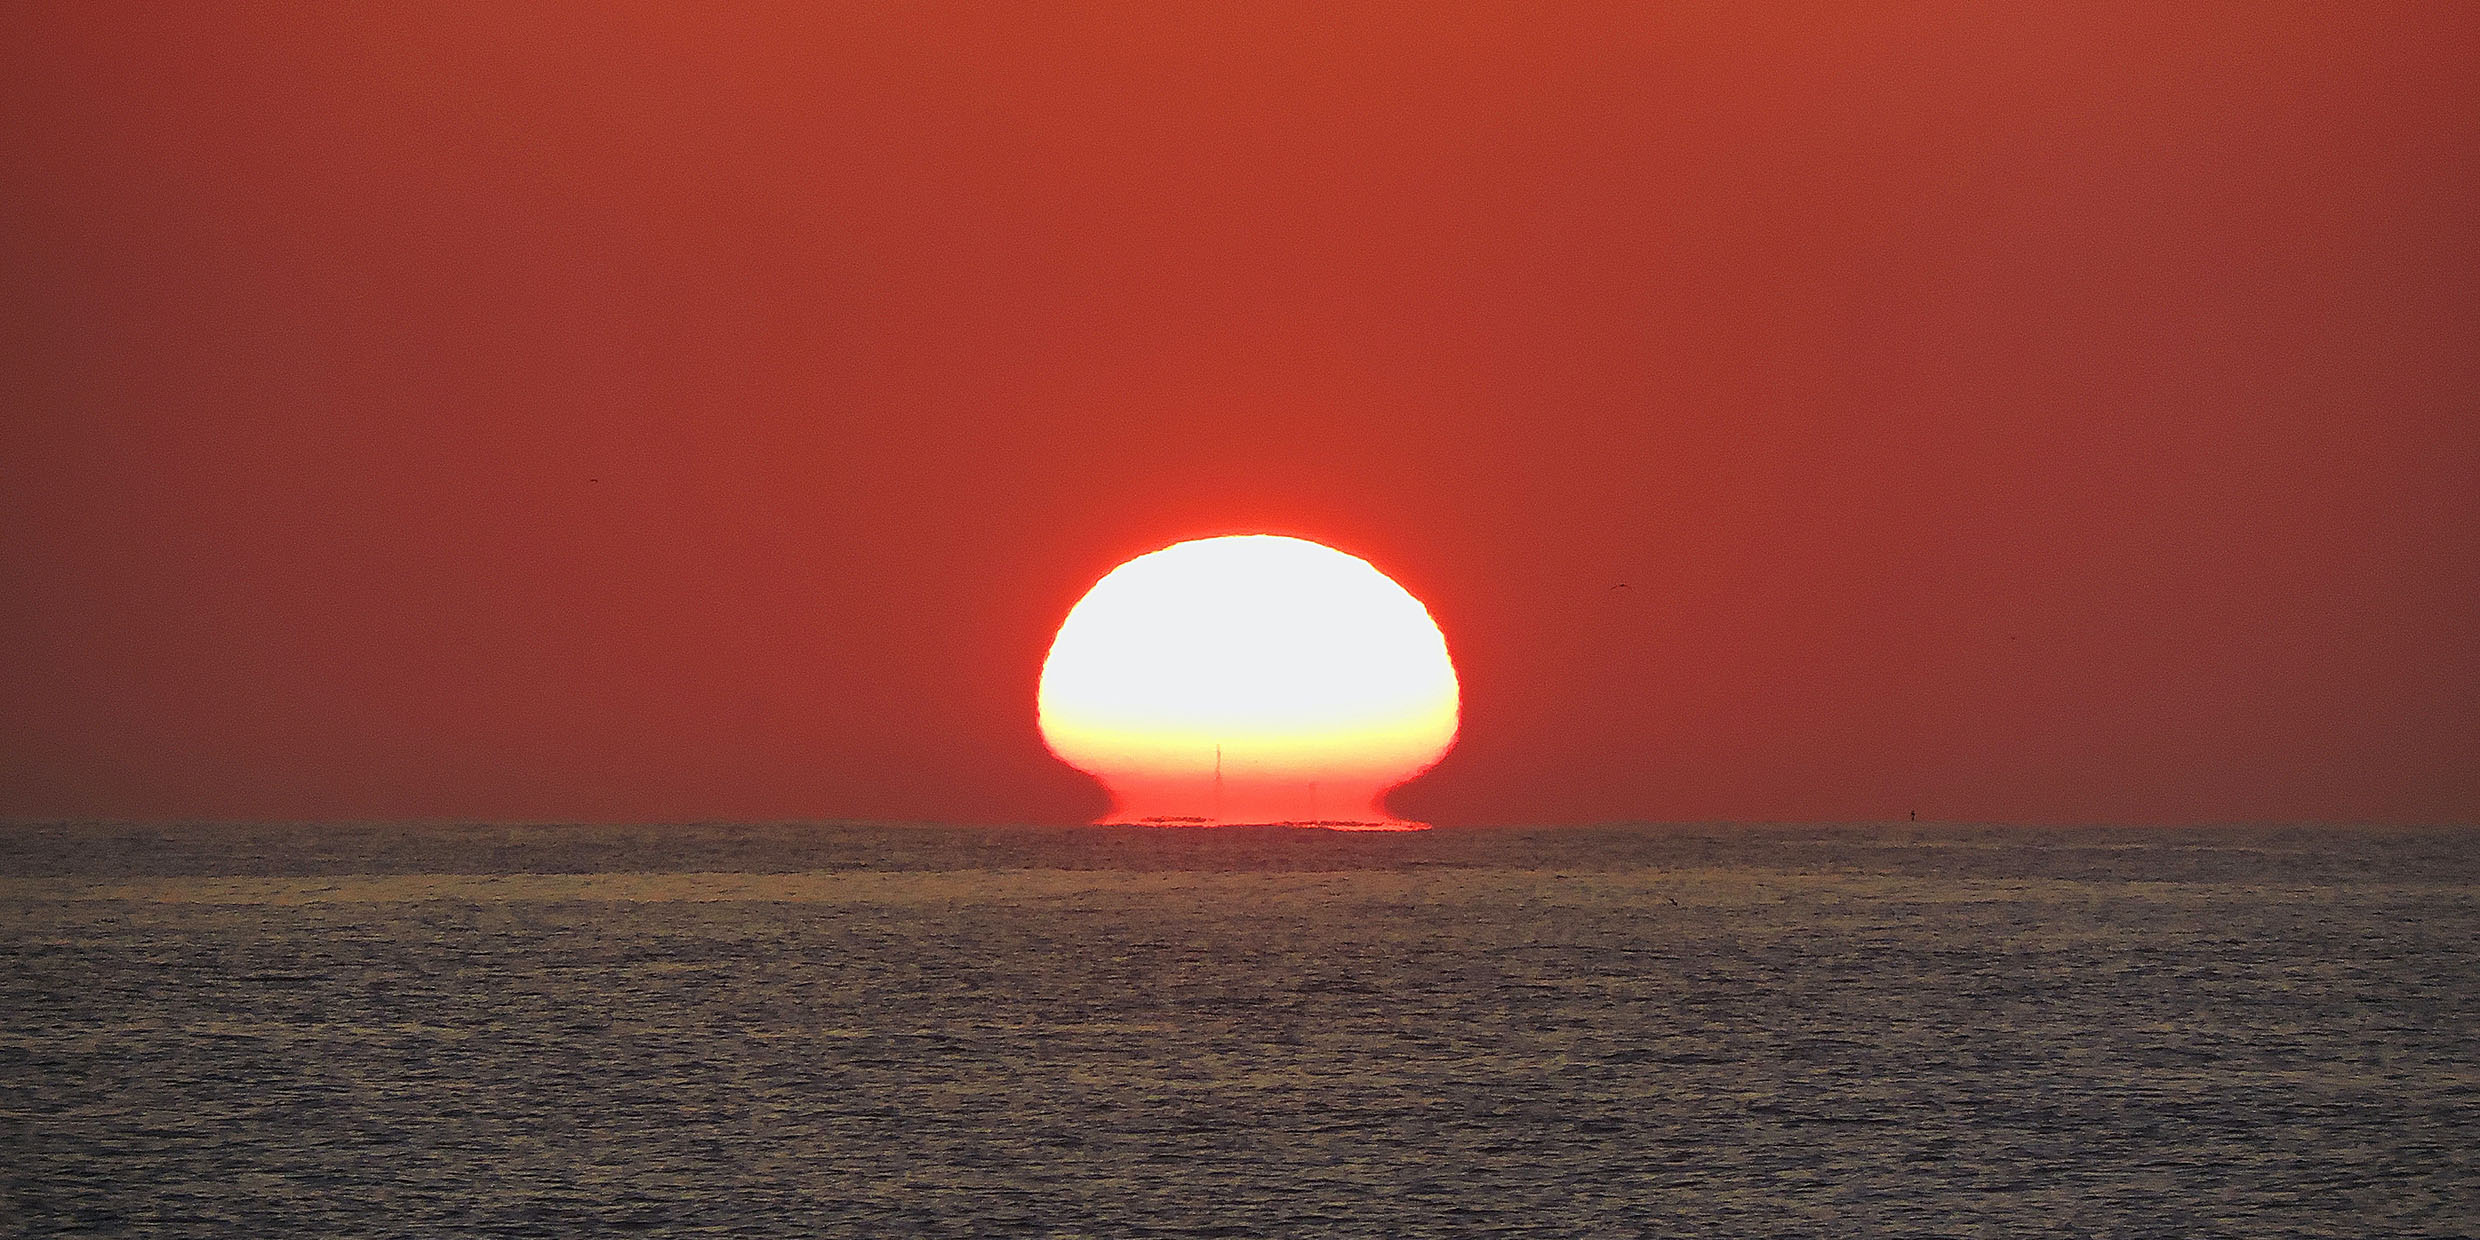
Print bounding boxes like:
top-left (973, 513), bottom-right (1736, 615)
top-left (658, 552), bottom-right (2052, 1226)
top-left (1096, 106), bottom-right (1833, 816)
top-left (2, 821), bottom-right (2474, 1237)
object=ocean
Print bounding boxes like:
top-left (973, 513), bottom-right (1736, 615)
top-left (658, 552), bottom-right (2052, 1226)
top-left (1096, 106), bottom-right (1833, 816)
top-left (3, 821), bottom-right (2474, 1237)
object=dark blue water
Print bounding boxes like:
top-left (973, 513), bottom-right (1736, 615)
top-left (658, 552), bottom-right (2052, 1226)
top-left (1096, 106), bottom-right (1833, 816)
top-left (4, 822), bottom-right (2474, 1236)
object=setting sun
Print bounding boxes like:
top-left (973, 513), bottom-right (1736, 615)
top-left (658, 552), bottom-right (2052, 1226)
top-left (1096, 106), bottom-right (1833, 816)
top-left (1039, 535), bottom-right (1459, 828)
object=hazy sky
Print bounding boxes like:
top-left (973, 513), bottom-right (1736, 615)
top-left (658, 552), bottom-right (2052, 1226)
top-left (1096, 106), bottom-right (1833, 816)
top-left (5, 3), bottom-right (2475, 824)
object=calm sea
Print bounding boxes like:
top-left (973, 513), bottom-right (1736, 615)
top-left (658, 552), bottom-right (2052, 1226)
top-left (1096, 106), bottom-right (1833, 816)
top-left (3, 822), bottom-right (2474, 1237)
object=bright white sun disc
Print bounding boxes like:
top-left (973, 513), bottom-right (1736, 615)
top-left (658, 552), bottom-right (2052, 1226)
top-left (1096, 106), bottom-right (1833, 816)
top-left (1038, 535), bottom-right (1459, 826)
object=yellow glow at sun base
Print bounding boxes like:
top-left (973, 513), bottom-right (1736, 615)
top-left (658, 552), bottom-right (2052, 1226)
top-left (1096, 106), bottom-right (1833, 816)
top-left (1039, 535), bottom-right (1460, 829)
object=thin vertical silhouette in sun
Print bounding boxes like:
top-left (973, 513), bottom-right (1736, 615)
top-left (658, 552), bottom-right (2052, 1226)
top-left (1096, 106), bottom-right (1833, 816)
top-left (1039, 535), bottom-right (1459, 828)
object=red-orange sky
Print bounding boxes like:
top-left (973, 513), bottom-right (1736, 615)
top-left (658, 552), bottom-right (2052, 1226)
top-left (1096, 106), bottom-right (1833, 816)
top-left (4, 4), bottom-right (2475, 825)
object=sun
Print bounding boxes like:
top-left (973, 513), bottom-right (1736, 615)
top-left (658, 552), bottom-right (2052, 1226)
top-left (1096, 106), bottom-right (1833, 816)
top-left (1039, 535), bottom-right (1459, 828)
